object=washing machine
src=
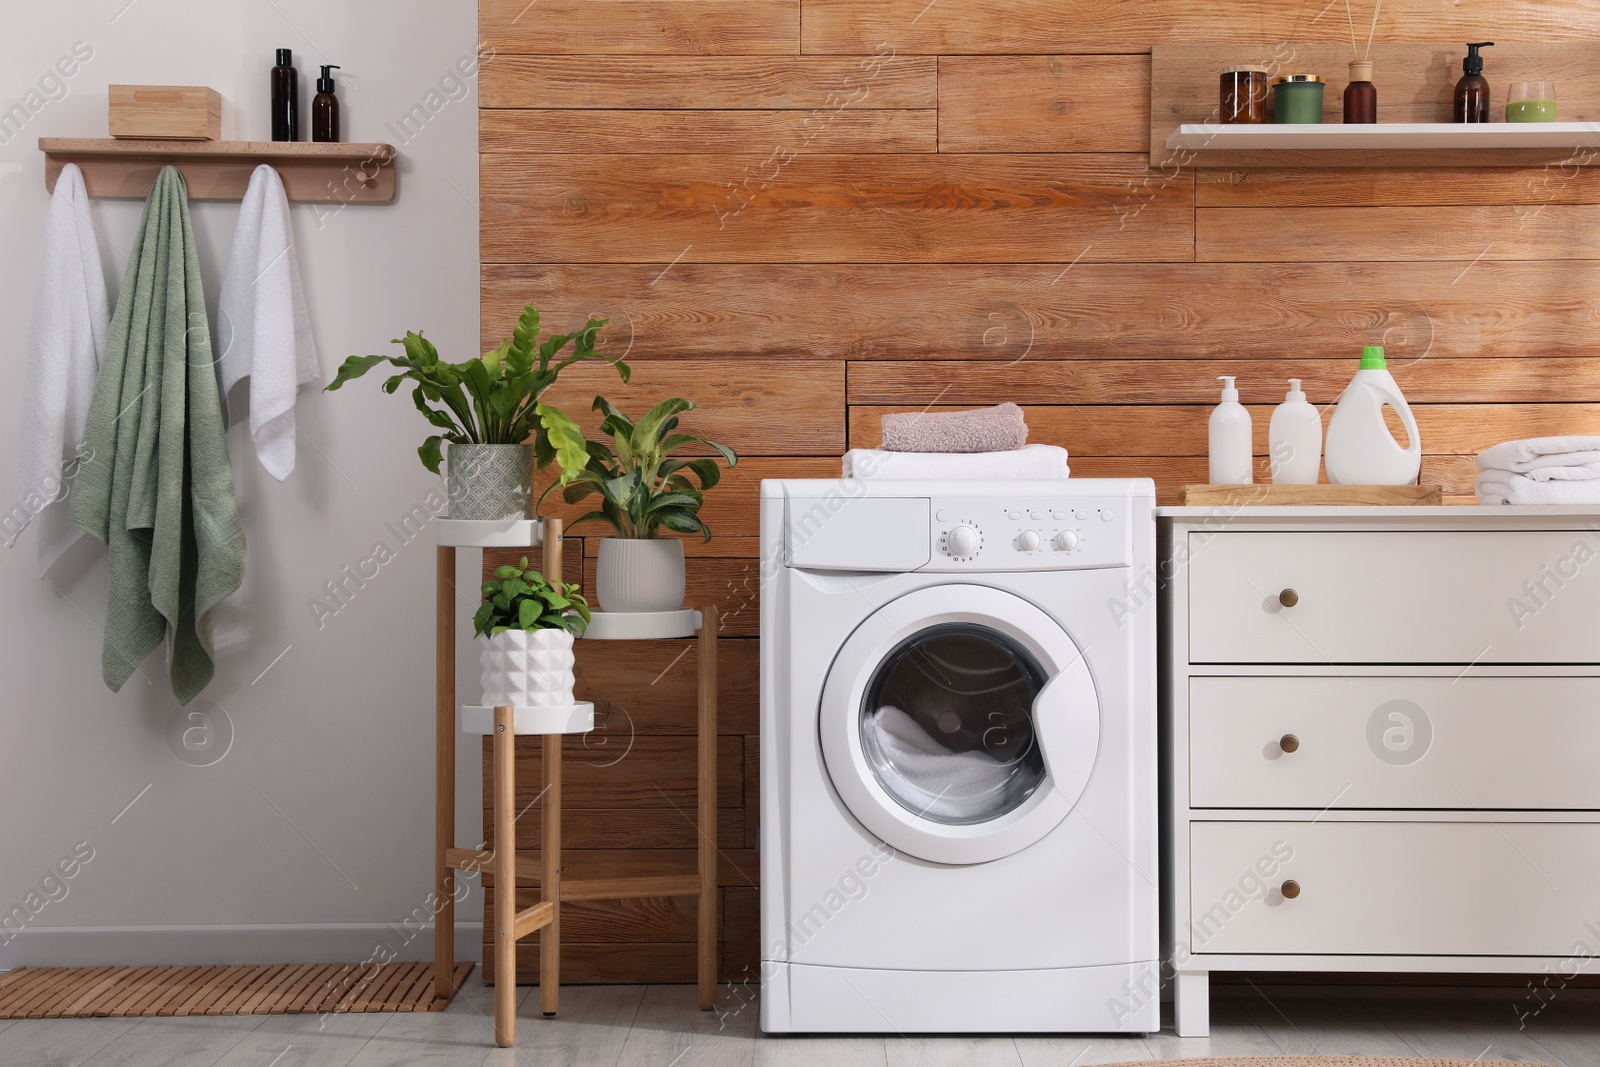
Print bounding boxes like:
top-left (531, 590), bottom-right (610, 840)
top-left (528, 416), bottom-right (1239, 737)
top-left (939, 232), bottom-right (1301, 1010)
top-left (758, 478), bottom-right (1158, 1034)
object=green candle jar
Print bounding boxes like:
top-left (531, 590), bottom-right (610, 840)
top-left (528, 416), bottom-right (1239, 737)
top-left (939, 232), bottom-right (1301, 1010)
top-left (1273, 74), bottom-right (1325, 123)
top-left (1506, 80), bottom-right (1557, 121)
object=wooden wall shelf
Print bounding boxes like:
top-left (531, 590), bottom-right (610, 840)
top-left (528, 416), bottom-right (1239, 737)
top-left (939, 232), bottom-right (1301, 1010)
top-left (39, 138), bottom-right (397, 203)
top-left (1152, 42), bottom-right (1600, 168)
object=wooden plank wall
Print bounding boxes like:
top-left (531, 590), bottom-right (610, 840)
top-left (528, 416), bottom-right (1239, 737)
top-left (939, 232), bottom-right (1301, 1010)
top-left (479, 0), bottom-right (1600, 985)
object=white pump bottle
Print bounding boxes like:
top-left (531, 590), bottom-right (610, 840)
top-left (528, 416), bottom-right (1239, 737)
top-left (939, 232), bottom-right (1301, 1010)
top-left (1208, 376), bottom-right (1253, 485)
top-left (1269, 378), bottom-right (1323, 484)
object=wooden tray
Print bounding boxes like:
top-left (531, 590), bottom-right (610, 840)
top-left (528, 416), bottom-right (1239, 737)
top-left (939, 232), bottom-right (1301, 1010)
top-left (1177, 484), bottom-right (1444, 506)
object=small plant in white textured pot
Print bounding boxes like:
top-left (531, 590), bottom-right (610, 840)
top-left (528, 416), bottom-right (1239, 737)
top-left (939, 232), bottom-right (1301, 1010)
top-left (541, 396), bottom-right (737, 613)
top-left (473, 557), bottom-right (590, 707)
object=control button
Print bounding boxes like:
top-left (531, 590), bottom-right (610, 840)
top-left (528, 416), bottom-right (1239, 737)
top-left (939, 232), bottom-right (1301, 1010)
top-left (1029, 511), bottom-right (1044, 521)
top-left (1100, 510), bottom-right (1114, 522)
top-left (1074, 510), bottom-right (1089, 521)
top-left (1017, 530), bottom-right (1041, 552)
top-left (1051, 511), bottom-right (1067, 521)
top-left (1006, 511), bottom-right (1021, 521)
top-left (1054, 530), bottom-right (1079, 551)
top-left (946, 525), bottom-right (982, 558)
top-left (936, 509), bottom-right (950, 522)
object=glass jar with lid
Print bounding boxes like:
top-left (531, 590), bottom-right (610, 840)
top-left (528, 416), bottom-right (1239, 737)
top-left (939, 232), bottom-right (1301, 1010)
top-left (1273, 74), bottom-right (1326, 123)
top-left (1220, 65), bottom-right (1269, 124)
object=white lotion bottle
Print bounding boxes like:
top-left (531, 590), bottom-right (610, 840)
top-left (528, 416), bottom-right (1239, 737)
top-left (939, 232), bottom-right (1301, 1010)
top-left (1269, 378), bottom-right (1323, 484)
top-left (1208, 375), bottom-right (1253, 484)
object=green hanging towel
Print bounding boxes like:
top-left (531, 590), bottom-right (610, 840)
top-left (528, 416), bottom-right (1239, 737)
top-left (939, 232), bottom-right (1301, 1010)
top-left (72, 167), bottom-right (245, 705)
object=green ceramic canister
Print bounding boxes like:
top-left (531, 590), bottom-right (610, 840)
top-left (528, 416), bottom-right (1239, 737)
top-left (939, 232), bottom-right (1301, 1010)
top-left (1273, 74), bottom-right (1325, 123)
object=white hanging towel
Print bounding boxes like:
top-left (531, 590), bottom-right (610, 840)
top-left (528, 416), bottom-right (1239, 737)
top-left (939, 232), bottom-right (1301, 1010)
top-left (217, 164), bottom-right (320, 481)
top-left (10, 163), bottom-right (109, 576)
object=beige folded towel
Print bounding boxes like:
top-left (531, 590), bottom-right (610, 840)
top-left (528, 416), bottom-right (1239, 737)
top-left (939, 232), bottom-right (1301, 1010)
top-left (881, 403), bottom-right (1028, 453)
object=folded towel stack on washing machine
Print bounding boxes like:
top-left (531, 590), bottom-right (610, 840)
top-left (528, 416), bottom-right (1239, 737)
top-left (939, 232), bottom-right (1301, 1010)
top-left (841, 402), bottom-right (1070, 480)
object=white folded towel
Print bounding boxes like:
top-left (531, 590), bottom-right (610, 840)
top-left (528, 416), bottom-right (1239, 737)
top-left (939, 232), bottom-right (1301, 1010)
top-left (1476, 470), bottom-right (1600, 505)
top-left (217, 164), bottom-right (320, 481)
top-left (1477, 437), bottom-right (1600, 473)
top-left (9, 164), bottom-right (109, 576)
top-left (862, 705), bottom-right (1029, 823)
top-left (842, 443), bottom-right (1070, 481)
top-left (1527, 461), bottom-right (1600, 482)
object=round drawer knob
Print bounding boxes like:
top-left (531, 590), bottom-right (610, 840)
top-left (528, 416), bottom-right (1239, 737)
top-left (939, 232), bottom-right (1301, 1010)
top-left (1281, 879), bottom-right (1301, 899)
top-left (1279, 733), bottom-right (1300, 753)
top-left (1278, 588), bottom-right (1299, 607)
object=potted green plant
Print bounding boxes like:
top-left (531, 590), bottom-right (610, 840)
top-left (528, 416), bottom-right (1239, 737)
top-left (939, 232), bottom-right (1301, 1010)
top-left (474, 557), bottom-right (590, 707)
top-left (325, 305), bottom-right (627, 521)
top-left (541, 396), bottom-right (737, 613)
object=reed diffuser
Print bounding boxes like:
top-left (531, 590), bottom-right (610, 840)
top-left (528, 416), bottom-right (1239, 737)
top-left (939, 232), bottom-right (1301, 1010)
top-left (1343, 0), bottom-right (1381, 123)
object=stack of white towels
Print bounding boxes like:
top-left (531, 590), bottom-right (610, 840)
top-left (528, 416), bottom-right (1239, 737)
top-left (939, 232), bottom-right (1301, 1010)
top-left (1476, 437), bottom-right (1600, 505)
top-left (841, 402), bottom-right (1070, 480)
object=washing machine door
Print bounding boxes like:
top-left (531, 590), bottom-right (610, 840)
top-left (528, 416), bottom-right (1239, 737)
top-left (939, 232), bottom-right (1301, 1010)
top-left (819, 584), bottom-right (1100, 865)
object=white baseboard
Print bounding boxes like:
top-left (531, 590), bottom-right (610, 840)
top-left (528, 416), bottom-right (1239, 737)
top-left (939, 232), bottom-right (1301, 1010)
top-left (0, 922), bottom-right (484, 970)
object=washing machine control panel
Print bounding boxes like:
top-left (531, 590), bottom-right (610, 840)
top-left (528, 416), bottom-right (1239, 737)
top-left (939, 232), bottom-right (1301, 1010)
top-left (929, 497), bottom-right (1130, 570)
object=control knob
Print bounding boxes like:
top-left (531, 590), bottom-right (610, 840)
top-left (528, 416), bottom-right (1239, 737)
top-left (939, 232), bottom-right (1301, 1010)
top-left (1054, 530), bottom-right (1079, 551)
top-left (945, 525), bottom-right (981, 557)
top-left (1017, 529), bottom-right (1041, 552)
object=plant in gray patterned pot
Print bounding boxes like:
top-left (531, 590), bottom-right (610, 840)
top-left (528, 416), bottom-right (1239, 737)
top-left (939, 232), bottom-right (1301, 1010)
top-left (324, 304), bottom-right (627, 519)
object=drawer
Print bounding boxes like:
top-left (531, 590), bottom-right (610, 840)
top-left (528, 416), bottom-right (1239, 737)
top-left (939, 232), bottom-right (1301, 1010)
top-left (1187, 531), bottom-right (1600, 664)
top-left (1190, 821), bottom-right (1600, 956)
top-left (1189, 676), bottom-right (1600, 810)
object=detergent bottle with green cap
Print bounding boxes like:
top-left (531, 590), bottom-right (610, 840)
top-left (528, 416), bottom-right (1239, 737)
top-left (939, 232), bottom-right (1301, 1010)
top-left (1324, 346), bottom-right (1422, 485)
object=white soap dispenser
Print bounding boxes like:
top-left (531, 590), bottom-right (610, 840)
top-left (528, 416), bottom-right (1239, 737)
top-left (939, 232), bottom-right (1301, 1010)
top-left (1208, 375), bottom-right (1253, 485)
top-left (1269, 378), bottom-right (1323, 484)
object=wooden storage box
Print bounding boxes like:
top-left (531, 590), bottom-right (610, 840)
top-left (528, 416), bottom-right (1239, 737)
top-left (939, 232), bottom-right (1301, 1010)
top-left (109, 85), bottom-right (221, 140)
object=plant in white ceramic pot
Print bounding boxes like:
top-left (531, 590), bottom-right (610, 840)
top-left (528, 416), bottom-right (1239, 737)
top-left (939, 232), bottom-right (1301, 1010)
top-left (473, 557), bottom-right (591, 707)
top-left (541, 396), bottom-right (737, 613)
top-left (324, 305), bottom-right (627, 520)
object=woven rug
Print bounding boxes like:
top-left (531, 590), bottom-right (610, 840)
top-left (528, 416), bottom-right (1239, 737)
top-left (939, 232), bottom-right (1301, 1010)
top-left (0, 961), bottom-right (472, 1019)
top-left (1121, 1060), bottom-right (1539, 1067)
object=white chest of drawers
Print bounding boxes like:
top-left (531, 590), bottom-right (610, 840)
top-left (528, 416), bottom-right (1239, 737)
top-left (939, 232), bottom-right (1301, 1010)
top-left (1159, 506), bottom-right (1600, 1037)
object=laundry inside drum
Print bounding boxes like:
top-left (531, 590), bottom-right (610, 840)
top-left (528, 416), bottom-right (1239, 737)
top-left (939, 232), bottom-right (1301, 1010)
top-left (860, 623), bottom-right (1048, 826)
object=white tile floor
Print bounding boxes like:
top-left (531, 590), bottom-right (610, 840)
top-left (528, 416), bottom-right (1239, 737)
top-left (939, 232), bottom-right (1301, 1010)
top-left (0, 981), bottom-right (1590, 1067)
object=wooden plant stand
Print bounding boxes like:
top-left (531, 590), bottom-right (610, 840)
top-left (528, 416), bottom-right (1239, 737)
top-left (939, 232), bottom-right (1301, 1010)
top-left (432, 517), bottom-right (718, 1047)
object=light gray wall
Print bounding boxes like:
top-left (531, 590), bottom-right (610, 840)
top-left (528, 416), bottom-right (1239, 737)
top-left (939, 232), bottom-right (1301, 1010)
top-left (0, 0), bottom-right (487, 964)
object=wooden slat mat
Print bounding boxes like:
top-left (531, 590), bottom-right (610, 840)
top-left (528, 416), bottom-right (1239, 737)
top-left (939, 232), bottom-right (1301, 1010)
top-left (0, 961), bottom-right (472, 1019)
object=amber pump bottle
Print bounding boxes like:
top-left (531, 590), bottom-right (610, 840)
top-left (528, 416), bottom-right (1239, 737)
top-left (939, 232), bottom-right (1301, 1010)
top-left (312, 65), bottom-right (341, 142)
top-left (1454, 42), bottom-right (1494, 122)
top-left (271, 48), bottom-right (298, 141)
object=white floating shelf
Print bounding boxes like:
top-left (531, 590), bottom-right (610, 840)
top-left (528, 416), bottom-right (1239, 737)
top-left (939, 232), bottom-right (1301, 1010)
top-left (1165, 121), bottom-right (1600, 151)
top-left (434, 518), bottom-right (541, 548)
top-left (582, 609), bottom-right (703, 641)
top-left (460, 702), bottom-right (594, 736)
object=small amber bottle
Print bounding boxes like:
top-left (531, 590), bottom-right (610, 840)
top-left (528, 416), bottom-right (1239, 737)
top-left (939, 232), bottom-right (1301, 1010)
top-left (1454, 42), bottom-right (1494, 123)
top-left (312, 64), bottom-right (341, 143)
top-left (1343, 60), bottom-right (1376, 123)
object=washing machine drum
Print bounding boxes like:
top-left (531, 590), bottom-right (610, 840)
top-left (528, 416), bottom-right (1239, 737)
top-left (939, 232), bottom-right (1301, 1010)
top-left (820, 584), bottom-right (1101, 865)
